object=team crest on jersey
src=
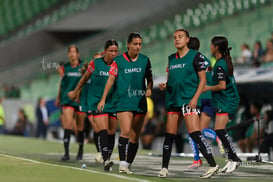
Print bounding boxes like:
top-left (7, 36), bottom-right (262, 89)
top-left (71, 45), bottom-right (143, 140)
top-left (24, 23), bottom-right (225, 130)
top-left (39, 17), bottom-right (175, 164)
top-left (88, 65), bottom-right (94, 72)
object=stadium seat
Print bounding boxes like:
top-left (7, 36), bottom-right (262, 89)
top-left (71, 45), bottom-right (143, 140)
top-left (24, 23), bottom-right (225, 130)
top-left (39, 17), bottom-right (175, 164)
top-left (10, 0), bottom-right (273, 97)
top-left (20, 85), bottom-right (31, 100)
top-left (182, 14), bottom-right (192, 28)
top-left (172, 15), bottom-right (182, 31)
top-left (0, 0), bottom-right (60, 37)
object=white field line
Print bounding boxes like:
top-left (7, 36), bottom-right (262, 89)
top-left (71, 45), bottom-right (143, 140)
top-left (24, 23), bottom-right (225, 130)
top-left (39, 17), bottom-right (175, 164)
top-left (0, 154), bottom-right (150, 182)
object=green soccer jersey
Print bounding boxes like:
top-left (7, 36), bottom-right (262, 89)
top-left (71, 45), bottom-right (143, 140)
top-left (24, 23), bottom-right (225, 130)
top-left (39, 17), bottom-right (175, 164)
top-left (165, 49), bottom-right (206, 109)
top-left (60, 61), bottom-right (83, 106)
top-left (87, 58), bottom-right (116, 113)
top-left (211, 59), bottom-right (240, 114)
top-left (79, 79), bottom-right (90, 113)
top-left (199, 55), bottom-right (213, 100)
top-left (109, 53), bottom-right (152, 112)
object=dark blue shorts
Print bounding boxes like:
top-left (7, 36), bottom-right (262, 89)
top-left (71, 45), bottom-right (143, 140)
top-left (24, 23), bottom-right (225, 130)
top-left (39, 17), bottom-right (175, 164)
top-left (200, 99), bottom-right (216, 118)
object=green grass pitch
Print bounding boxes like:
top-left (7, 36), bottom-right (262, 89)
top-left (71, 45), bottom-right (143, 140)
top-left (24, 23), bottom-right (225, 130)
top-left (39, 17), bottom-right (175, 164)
top-left (0, 135), bottom-right (273, 182)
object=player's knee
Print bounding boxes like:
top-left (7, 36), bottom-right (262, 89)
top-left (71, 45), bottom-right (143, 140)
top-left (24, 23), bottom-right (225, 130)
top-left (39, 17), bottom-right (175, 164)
top-left (120, 130), bottom-right (130, 138)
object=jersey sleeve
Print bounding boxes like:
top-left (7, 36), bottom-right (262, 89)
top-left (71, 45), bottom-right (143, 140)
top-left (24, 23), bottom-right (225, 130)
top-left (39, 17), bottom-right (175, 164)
top-left (109, 61), bottom-right (118, 77)
top-left (165, 64), bottom-right (169, 83)
top-left (145, 58), bottom-right (153, 79)
top-left (193, 52), bottom-right (206, 72)
top-left (61, 65), bottom-right (64, 74)
top-left (216, 66), bottom-right (227, 81)
top-left (87, 60), bottom-right (95, 73)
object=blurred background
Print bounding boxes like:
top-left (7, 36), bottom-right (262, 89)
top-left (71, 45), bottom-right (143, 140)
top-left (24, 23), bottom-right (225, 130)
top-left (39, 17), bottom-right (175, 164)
top-left (0, 0), bottom-right (273, 154)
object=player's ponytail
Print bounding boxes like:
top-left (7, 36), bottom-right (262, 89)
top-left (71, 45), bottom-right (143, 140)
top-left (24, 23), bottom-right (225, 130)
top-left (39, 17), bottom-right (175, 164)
top-left (188, 37), bottom-right (200, 51)
top-left (211, 36), bottom-right (233, 76)
top-left (223, 47), bottom-right (233, 77)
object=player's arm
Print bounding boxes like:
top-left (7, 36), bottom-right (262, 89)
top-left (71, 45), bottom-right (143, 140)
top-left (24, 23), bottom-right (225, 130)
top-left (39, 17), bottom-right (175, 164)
top-left (55, 81), bottom-right (62, 107)
top-left (159, 65), bottom-right (169, 90)
top-left (68, 61), bottom-right (94, 100)
top-left (145, 58), bottom-right (153, 97)
top-left (204, 66), bottom-right (226, 92)
top-left (97, 61), bottom-right (117, 112)
top-left (189, 53), bottom-right (207, 109)
top-left (70, 71), bottom-right (91, 97)
top-left (192, 71), bottom-right (206, 107)
top-left (55, 65), bottom-right (64, 107)
top-left (57, 63), bottom-right (64, 77)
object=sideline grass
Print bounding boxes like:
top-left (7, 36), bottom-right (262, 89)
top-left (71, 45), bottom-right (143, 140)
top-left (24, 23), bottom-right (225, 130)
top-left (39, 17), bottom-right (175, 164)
top-left (1, 135), bottom-right (273, 182)
top-left (0, 155), bottom-right (149, 182)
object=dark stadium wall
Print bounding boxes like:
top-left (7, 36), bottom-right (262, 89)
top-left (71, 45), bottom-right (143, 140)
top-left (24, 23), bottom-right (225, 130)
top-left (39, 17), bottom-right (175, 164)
top-left (0, 31), bottom-right (64, 70)
top-left (237, 82), bottom-right (273, 104)
top-left (0, 0), bottom-right (213, 86)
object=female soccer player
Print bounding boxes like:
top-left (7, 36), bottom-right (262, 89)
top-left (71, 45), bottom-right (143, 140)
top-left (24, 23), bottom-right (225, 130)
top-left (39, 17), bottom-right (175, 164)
top-left (204, 36), bottom-right (241, 173)
top-left (68, 40), bottom-right (119, 171)
top-left (158, 29), bottom-right (218, 179)
top-left (97, 32), bottom-right (153, 174)
top-left (89, 52), bottom-right (104, 163)
top-left (56, 45), bottom-right (85, 161)
top-left (187, 37), bottom-right (224, 169)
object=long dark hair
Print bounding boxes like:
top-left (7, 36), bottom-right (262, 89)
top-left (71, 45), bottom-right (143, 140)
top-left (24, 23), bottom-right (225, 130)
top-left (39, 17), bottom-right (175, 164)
top-left (211, 36), bottom-right (233, 76)
top-left (104, 39), bottom-right (118, 49)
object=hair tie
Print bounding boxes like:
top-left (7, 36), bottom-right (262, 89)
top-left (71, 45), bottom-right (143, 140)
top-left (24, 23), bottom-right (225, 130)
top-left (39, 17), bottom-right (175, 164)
top-left (223, 47), bottom-right (232, 55)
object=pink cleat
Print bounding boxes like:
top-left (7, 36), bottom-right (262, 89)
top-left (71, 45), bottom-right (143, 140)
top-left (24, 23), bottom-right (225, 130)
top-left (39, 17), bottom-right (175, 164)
top-left (188, 159), bottom-right (202, 169)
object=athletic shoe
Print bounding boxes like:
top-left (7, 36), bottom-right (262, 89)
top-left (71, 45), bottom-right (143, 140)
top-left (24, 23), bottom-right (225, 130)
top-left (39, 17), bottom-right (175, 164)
top-left (199, 165), bottom-right (219, 179)
top-left (226, 160), bottom-right (241, 173)
top-left (188, 159), bottom-right (202, 169)
top-left (158, 168), bottom-right (168, 178)
top-left (95, 152), bottom-right (103, 163)
top-left (220, 160), bottom-right (241, 173)
top-left (219, 160), bottom-right (231, 173)
top-left (119, 163), bottom-right (133, 174)
top-left (61, 154), bottom-right (70, 161)
top-left (104, 160), bottom-right (114, 172)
